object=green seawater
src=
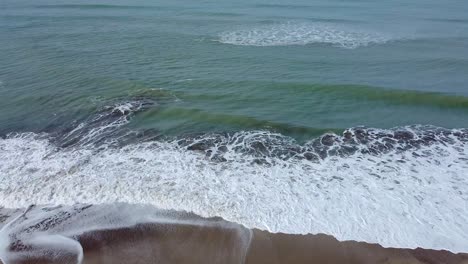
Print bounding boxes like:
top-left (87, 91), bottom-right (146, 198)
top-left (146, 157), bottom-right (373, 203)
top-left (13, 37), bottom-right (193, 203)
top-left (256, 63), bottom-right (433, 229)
top-left (1, 0), bottom-right (468, 139)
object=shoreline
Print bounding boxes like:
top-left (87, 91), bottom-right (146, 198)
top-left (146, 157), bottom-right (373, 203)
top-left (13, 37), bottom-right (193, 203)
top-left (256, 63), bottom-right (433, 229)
top-left (1, 208), bottom-right (467, 264)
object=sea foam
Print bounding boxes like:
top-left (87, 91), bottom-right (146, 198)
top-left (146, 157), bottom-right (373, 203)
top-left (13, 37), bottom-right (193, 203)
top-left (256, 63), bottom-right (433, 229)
top-left (0, 126), bottom-right (467, 253)
top-left (218, 22), bottom-right (391, 49)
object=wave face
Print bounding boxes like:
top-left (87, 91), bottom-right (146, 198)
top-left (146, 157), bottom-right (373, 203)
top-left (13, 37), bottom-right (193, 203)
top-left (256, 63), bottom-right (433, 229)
top-left (218, 23), bottom-right (391, 48)
top-left (1, 100), bottom-right (467, 253)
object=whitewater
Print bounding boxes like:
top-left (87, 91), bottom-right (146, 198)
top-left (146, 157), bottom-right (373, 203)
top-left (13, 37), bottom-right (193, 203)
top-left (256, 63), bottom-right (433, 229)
top-left (0, 102), bottom-right (467, 253)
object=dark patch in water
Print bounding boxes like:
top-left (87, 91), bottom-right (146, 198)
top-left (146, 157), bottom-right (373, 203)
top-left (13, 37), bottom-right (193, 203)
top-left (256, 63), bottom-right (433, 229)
top-left (177, 126), bottom-right (467, 165)
top-left (42, 97), bottom-right (161, 148)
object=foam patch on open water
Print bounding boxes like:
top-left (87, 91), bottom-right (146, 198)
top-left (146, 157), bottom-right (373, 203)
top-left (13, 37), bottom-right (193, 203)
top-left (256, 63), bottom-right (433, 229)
top-left (218, 22), bottom-right (391, 48)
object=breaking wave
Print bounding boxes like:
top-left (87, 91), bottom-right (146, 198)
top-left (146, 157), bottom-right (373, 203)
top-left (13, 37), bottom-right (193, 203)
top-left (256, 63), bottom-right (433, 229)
top-left (218, 22), bottom-right (391, 49)
top-left (0, 98), bottom-right (467, 252)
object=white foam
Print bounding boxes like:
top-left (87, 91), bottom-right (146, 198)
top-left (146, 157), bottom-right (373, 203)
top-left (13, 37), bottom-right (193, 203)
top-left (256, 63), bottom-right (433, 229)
top-left (0, 132), bottom-right (467, 253)
top-left (218, 22), bottom-right (391, 49)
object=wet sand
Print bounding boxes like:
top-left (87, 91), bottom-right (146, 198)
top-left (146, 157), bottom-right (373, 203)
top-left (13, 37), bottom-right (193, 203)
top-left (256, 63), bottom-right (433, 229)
top-left (2, 221), bottom-right (467, 264)
top-left (247, 230), bottom-right (468, 264)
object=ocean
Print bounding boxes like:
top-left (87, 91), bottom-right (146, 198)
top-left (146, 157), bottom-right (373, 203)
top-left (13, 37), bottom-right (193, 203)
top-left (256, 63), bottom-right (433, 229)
top-left (0, 0), bottom-right (468, 260)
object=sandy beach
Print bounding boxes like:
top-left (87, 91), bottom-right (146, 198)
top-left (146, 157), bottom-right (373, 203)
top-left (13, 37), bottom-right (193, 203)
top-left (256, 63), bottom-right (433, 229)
top-left (81, 226), bottom-right (468, 264)
top-left (1, 211), bottom-right (467, 264)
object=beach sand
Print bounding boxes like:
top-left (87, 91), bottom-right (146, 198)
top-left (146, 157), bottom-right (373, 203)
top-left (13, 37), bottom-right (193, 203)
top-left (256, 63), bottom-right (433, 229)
top-left (2, 219), bottom-right (467, 264)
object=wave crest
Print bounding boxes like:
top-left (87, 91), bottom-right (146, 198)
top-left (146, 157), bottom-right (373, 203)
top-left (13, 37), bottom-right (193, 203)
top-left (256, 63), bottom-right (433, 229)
top-left (1, 98), bottom-right (467, 252)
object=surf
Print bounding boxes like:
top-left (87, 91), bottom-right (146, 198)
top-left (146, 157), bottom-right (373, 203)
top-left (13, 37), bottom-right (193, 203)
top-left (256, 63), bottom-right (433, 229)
top-left (1, 104), bottom-right (467, 252)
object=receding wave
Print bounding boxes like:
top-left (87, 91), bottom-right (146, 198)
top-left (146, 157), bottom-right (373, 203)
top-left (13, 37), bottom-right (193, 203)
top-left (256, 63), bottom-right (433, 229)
top-left (0, 204), bottom-right (252, 263)
top-left (218, 22), bottom-right (391, 48)
top-left (1, 99), bottom-right (467, 253)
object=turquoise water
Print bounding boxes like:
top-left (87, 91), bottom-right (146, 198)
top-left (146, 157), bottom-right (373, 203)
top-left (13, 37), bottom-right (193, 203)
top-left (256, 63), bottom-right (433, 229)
top-left (1, 0), bottom-right (468, 139)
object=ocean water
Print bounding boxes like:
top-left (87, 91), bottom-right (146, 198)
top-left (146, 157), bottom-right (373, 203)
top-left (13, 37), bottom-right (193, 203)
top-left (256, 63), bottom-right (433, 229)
top-left (1, 0), bottom-right (468, 255)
